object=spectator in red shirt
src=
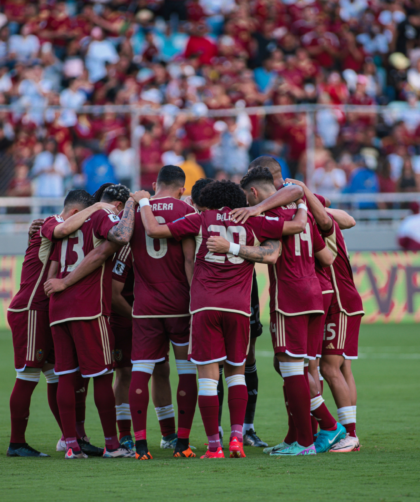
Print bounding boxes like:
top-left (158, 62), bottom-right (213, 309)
top-left (184, 103), bottom-right (219, 177)
top-left (184, 22), bottom-right (218, 66)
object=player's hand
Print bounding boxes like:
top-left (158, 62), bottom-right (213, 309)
top-left (44, 278), bottom-right (67, 297)
top-left (285, 178), bottom-right (306, 188)
top-left (28, 218), bottom-right (44, 238)
top-left (131, 190), bottom-right (151, 205)
top-left (296, 198), bottom-right (305, 206)
top-left (95, 202), bottom-right (119, 214)
top-left (207, 236), bottom-right (230, 254)
top-left (183, 195), bottom-right (193, 206)
top-left (230, 205), bottom-right (261, 224)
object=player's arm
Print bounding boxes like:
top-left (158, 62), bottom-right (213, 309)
top-left (28, 218), bottom-right (44, 245)
top-left (315, 247), bottom-right (334, 266)
top-left (47, 260), bottom-right (59, 280)
top-left (230, 184), bottom-right (304, 223)
top-left (107, 196), bottom-right (139, 245)
top-left (285, 178), bottom-right (332, 231)
top-left (44, 241), bottom-right (120, 297)
top-left (326, 208), bottom-right (356, 230)
top-left (182, 237), bottom-right (195, 285)
top-left (136, 191), bottom-right (173, 239)
top-left (53, 202), bottom-right (117, 239)
top-left (282, 204), bottom-right (308, 235)
top-left (207, 236), bottom-right (281, 265)
top-left (112, 280), bottom-right (132, 319)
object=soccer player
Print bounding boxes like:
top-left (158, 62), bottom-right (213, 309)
top-left (47, 184), bottom-right (138, 459)
top-left (7, 190), bottom-right (114, 457)
top-left (139, 179), bottom-right (307, 459)
top-left (228, 167), bottom-right (345, 456)
top-left (292, 182), bottom-right (364, 452)
top-left (128, 165), bottom-right (198, 460)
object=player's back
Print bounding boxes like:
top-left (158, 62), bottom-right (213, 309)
top-left (131, 197), bottom-right (195, 317)
top-left (268, 207), bottom-right (323, 315)
top-left (49, 208), bottom-right (120, 325)
top-left (9, 215), bottom-right (62, 313)
top-left (323, 218), bottom-right (363, 315)
top-left (191, 207), bottom-right (282, 316)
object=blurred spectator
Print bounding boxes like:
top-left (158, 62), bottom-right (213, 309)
top-left (9, 24), bottom-right (40, 62)
top-left (213, 117), bottom-right (252, 176)
top-left (86, 27), bottom-right (119, 83)
top-left (82, 152), bottom-right (117, 194)
top-left (312, 159), bottom-right (347, 197)
top-left (377, 159), bottom-right (397, 194)
top-left (343, 158), bottom-right (379, 208)
top-left (7, 163), bottom-right (32, 213)
top-left (397, 157), bottom-right (419, 193)
top-left (109, 136), bottom-right (136, 188)
top-left (31, 138), bottom-right (72, 213)
top-left (180, 152), bottom-right (206, 196)
top-left (60, 78), bottom-right (86, 109)
top-left (184, 103), bottom-right (218, 177)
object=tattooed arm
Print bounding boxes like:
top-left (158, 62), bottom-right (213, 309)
top-left (207, 236), bottom-right (281, 265)
top-left (107, 198), bottom-right (136, 245)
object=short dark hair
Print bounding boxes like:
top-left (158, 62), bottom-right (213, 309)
top-left (241, 166), bottom-right (275, 190)
top-left (157, 165), bottom-right (185, 187)
top-left (92, 183), bottom-right (115, 202)
top-left (248, 155), bottom-right (282, 174)
top-left (100, 184), bottom-right (130, 204)
top-left (191, 178), bottom-right (214, 204)
top-left (199, 180), bottom-right (247, 210)
top-left (64, 189), bottom-right (94, 209)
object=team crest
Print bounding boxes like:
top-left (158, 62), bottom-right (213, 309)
top-left (36, 349), bottom-right (44, 362)
top-left (114, 349), bottom-right (123, 362)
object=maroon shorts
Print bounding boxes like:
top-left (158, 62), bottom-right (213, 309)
top-left (110, 317), bottom-right (132, 369)
top-left (270, 311), bottom-right (321, 358)
top-left (307, 293), bottom-right (333, 360)
top-left (322, 310), bottom-right (362, 359)
top-left (132, 316), bottom-right (190, 363)
top-left (189, 310), bottom-right (250, 366)
top-left (8, 309), bottom-right (54, 371)
top-left (52, 316), bottom-right (114, 377)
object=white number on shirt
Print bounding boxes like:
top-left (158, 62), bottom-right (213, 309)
top-left (294, 223), bottom-right (312, 257)
top-left (146, 216), bottom-right (168, 259)
top-left (60, 230), bottom-right (85, 273)
top-left (204, 225), bottom-right (247, 265)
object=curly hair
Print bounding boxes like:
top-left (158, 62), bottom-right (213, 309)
top-left (191, 178), bottom-right (214, 204)
top-left (198, 180), bottom-right (247, 210)
top-left (100, 184), bottom-right (130, 204)
top-left (240, 166), bottom-right (275, 190)
top-left (92, 183), bottom-right (115, 202)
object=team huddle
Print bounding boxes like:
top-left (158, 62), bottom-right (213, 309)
top-left (7, 155), bottom-right (363, 460)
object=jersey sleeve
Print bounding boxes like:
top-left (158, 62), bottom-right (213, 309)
top-left (167, 213), bottom-right (201, 241)
top-left (314, 194), bottom-right (326, 207)
top-left (247, 214), bottom-right (285, 243)
top-left (94, 209), bottom-right (121, 240)
top-left (40, 215), bottom-right (64, 242)
top-left (321, 214), bottom-right (336, 238)
top-left (112, 245), bottom-right (132, 284)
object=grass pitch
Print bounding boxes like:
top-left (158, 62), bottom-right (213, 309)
top-left (0, 324), bottom-right (419, 502)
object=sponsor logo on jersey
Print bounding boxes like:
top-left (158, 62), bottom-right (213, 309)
top-left (108, 214), bottom-right (120, 223)
top-left (325, 343), bottom-right (335, 349)
top-left (36, 349), bottom-right (44, 362)
top-left (113, 260), bottom-right (125, 275)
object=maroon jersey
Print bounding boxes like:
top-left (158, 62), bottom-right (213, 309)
top-left (168, 208), bottom-right (285, 316)
top-left (268, 208), bottom-right (325, 315)
top-left (9, 216), bottom-right (62, 313)
top-left (132, 197), bottom-right (196, 318)
top-left (49, 209), bottom-right (121, 326)
top-left (322, 217), bottom-right (364, 316)
top-left (110, 243), bottom-right (134, 328)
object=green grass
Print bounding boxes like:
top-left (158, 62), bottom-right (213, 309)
top-left (0, 324), bottom-right (419, 502)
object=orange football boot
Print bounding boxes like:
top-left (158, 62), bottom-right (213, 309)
top-left (229, 437), bottom-right (246, 458)
top-left (200, 447), bottom-right (225, 459)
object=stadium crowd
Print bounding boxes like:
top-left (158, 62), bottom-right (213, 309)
top-left (0, 0), bottom-right (420, 200)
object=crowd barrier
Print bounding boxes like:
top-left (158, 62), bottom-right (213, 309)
top-left (0, 252), bottom-right (419, 330)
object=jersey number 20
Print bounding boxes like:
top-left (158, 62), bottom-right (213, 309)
top-left (205, 225), bottom-right (246, 265)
